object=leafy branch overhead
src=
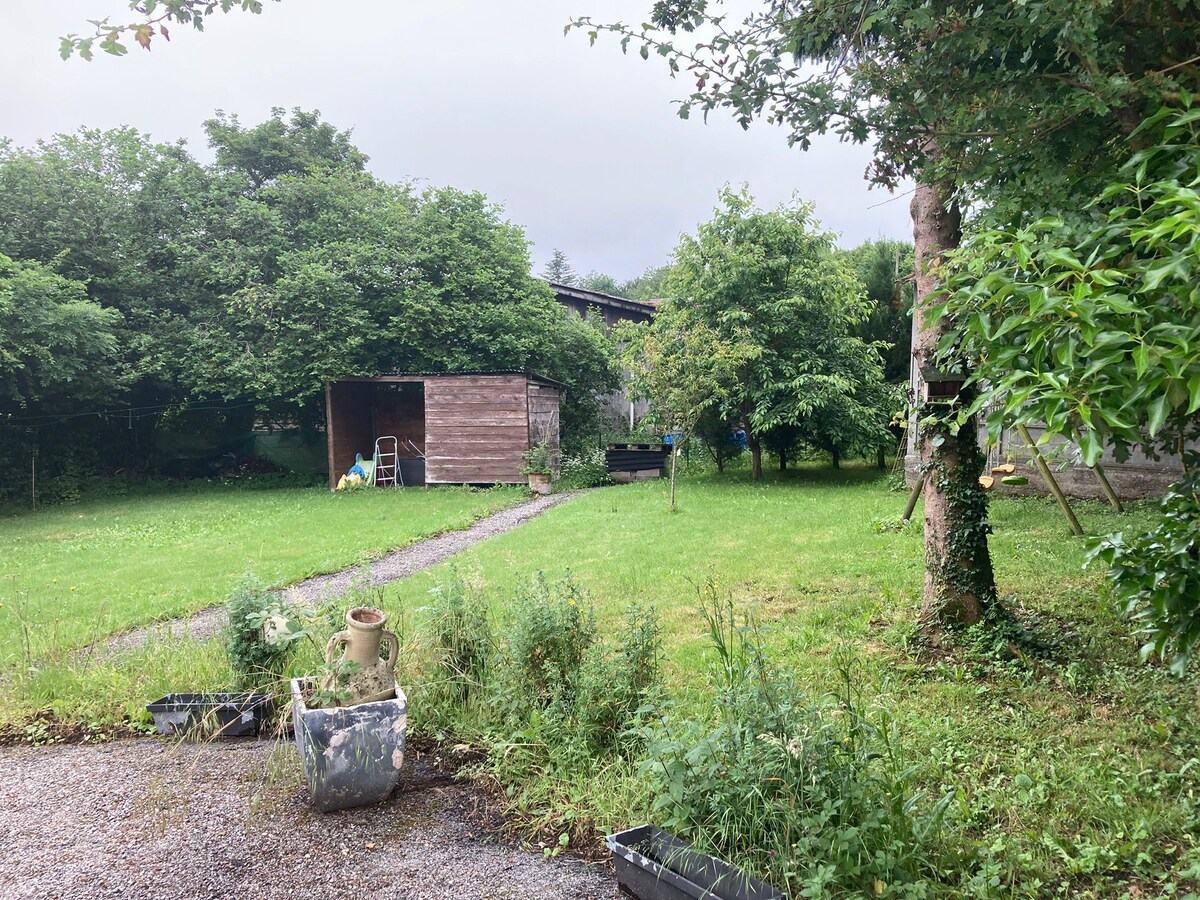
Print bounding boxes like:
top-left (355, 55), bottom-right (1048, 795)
top-left (936, 103), bottom-right (1200, 468)
top-left (61, 1), bottom-right (274, 60)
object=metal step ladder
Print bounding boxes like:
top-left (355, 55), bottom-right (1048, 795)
top-left (374, 436), bottom-right (399, 488)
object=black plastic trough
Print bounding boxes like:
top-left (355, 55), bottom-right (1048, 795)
top-left (146, 692), bottom-right (273, 738)
top-left (606, 444), bottom-right (668, 475)
top-left (606, 825), bottom-right (783, 900)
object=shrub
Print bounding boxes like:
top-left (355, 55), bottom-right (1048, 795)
top-left (521, 441), bottom-right (553, 475)
top-left (640, 580), bottom-right (951, 897)
top-left (225, 577), bottom-right (306, 688)
top-left (495, 573), bottom-right (597, 709)
top-left (557, 446), bottom-right (611, 490)
top-left (1087, 461), bottom-right (1200, 675)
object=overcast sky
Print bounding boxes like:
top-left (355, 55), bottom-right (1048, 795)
top-left (2, 1), bottom-right (913, 281)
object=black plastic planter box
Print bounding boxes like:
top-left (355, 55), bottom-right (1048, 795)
top-left (146, 692), bottom-right (273, 738)
top-left (606, 444), bottom-right (668, 476)
top-left (606, 825), bottom-right (783, 900)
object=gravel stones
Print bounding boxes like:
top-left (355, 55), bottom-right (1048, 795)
top-left (0, 738), bottom-right (617, 900)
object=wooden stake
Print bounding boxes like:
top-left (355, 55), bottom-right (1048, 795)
top-left (901, 475), bottom-right (924, 523)
top-left (1090, 461), bottom-right (1124, 513)
top-left (1016, 423), bottom-right (1083, 536)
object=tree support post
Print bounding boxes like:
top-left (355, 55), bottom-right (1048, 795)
top-left (902, 476), bottom-right (923, 523)
top-left (1090, 462), bottom-right (1124, 513)
top-left (1016, 423), bottom-right (1084, 536)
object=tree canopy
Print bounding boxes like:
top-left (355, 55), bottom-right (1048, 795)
top-left (0, 108), bottom-right (618, 497)
top-left (639, 187), bottom-right (890, 479)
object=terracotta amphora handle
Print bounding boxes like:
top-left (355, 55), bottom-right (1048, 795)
top-left (380, 630), bottom-right (399, 672)
top-left (325, 629), bottom-right (349, 664)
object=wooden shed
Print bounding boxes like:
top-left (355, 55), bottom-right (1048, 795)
top-left (324, 372), bottom-right (562, 489)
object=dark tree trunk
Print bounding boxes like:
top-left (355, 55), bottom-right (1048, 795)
top-left (911, 168), bottom-right (999, 628)
top-left (779, 450), bottom-right (787, 471)
top-left (716, 453), bottom-right (725, 474)
top-left (831, 447), bottom-right (841, 469)
top-left (877, 446), bottom-right (886, 471)
top-left (748, 434), bottom-right (763, 480)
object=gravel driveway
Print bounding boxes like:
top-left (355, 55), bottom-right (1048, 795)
top-left (0, 738), bottom-right (618, 900)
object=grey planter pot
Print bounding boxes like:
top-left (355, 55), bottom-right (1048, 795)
top-left (290, 678), bottom-right (407, 813)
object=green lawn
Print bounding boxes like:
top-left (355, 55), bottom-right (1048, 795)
top-left (0, 481), bottom-right (522, 665)
top-left (2, 467), bottom-right (1195, 895)
top-left (380, 466), bottom-right (1198, 897)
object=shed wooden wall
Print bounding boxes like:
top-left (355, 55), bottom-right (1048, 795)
top-left (425, 374), bottom-right (530, 484)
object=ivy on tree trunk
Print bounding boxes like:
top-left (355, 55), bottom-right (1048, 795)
top-left (911, 172), bottom-right (998, 627)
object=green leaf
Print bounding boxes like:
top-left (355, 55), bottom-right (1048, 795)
top-left (1146, 394), bottom-right (1170, 437)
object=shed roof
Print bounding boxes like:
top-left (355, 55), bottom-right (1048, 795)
top-left (341, 370), bottom-right (566, 389)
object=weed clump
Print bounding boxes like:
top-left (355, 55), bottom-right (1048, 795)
top-left (225, 578), bottom-right (303, 689)
top-left (640, 579), bottom-right (952, 897)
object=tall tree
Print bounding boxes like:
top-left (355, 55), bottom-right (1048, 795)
top-left (0, 254), bottom-right (122, 412)
top-left (618, 307), bottom-right (747, 509)
top-left (541, 249), bottom-right (579, 286)
top-left (579, 271), bottom-right (621, 294)
top-left (844, 239), bottom-right (915, 383)
top-left (619, 264), bottom-right (672, 302)
top-left (0, 110), bottom-right (619, 494)
top-left (574, 0), bottom-right (1200, 626)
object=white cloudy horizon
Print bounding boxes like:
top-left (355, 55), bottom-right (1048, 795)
top-left (1, 1), bottom-right (914, 281)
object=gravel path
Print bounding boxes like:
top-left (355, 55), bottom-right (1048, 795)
top-left (284, 491), bottom-right (575, 605)
top-left (81, 492), bottom-right (577, 659)
top-left (0, 738), bottom-right (618, 900)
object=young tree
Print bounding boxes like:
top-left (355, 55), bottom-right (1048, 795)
top-left (666, 187), bottom-right (887, 481)
top-left (541, 249), bottom-right (579, 286)
top-left (618, 308), bottom-right (746, 509)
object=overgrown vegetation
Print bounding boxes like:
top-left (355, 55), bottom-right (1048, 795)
top-left (556, 446), bottom-right (610, 490)
top-left (412, 571), bottom-right (662, 844)
top-left (643, 582), bottom-right (952, 896)
top-left (1088, 461), bottom-right (1200, 675)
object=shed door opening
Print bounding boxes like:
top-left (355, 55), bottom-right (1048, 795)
top-left (372, 382), bottom-right (426, 486)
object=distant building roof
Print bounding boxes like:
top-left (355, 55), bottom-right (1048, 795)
top-left (546, 281), bottom-right (658, 320)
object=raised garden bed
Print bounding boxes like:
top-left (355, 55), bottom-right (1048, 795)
top-left (606, 825), bottom-right (782, 900)
top-left (606, 444), bottom-right (668, 479)
top-left (145, 692), bottom-right (273, 738)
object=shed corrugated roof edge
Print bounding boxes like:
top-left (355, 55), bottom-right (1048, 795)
top-left (546, 281), bottom-right (658, 316)
top-left (368, 370), bottom-right (567, 389)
